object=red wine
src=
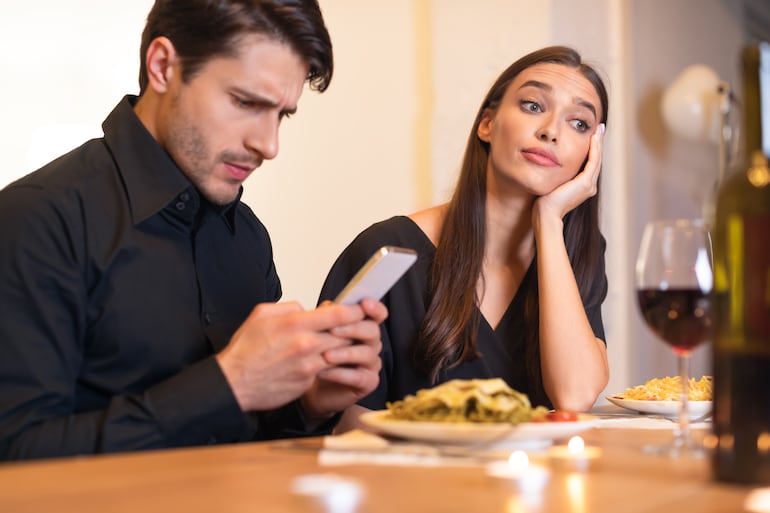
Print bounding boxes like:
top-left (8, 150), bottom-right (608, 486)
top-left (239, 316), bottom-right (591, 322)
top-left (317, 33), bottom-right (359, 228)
top-left (636, 288), bottom-right (713, 355)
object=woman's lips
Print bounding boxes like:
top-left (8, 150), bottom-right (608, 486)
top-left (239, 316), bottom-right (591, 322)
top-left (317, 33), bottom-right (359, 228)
top-left (521, 147), bottom-right (560, 167)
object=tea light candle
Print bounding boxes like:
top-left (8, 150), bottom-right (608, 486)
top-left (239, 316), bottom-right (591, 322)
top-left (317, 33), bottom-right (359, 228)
top-left (291, 473), bottom-right (364, 513)
top-left (486, 450), bottom-right (550, 494)
top-left (548, 436), bottom-right (602, 472)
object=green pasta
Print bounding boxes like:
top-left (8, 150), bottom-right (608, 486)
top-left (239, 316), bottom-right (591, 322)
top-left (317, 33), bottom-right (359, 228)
top-left (386, 378), bottom-right (548, 424)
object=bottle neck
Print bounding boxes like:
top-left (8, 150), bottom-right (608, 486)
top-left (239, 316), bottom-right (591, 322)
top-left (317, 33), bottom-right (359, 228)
top-left (742, 42), bottom-right (770, 161)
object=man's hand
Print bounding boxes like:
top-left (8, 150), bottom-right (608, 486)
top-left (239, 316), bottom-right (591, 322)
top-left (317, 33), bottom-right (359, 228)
top-left (215, 300), bottom-right (379, 412)
top-left (217, 302), bottom-right (364, 411)
top-left (299, 298), bottom-right (387, 422)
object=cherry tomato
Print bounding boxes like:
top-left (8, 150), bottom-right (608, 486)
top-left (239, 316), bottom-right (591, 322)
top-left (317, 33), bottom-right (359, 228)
top-left (545, 410), bottom-right (578, 422)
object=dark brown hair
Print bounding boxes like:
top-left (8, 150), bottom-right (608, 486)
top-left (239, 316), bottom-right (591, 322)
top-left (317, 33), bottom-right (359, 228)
top-left (416, 46), bottom-right (609, 388)
top-left (138, 0), bottom-right (333, 94)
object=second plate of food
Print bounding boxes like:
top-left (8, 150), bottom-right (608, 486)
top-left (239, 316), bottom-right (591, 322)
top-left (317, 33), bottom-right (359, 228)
top-left (605, 396), bottom-right (712, 419)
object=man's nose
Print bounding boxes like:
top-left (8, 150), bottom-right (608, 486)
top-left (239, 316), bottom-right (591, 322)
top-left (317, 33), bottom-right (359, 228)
top-left (246, 116), bottom-right (280, 160)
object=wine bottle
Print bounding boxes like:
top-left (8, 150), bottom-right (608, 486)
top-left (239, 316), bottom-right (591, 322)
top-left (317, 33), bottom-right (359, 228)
top-left (712, 42), bottom-right (770, 484)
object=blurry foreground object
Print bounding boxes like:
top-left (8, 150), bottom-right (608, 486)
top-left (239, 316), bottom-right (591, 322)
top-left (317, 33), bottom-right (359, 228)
top-left (712, 41), bottom-right (770, 485)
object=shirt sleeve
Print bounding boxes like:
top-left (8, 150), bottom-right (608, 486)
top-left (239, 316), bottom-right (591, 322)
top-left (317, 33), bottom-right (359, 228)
top-left (0, 186), bottom-right (250, 460)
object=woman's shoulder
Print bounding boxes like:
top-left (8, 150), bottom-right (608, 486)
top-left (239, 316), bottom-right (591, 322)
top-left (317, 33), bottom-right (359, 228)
top-left (354, 211), bottom-right (440, 249)
top-left (406, 204), bottom-right (447, 246)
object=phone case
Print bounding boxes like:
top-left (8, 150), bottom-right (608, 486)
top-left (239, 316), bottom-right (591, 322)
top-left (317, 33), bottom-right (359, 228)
top-left (334, 246), bottom-right (417, 305)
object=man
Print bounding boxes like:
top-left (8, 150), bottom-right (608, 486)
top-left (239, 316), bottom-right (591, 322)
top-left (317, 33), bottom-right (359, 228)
top-left (0, 0), bottom-right (386, 460)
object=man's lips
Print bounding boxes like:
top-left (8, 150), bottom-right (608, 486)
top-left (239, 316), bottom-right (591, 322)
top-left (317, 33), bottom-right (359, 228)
top-left (521, 147), bottom-right (560, 167)
top-left (224, 161), bottom-right (257, 181)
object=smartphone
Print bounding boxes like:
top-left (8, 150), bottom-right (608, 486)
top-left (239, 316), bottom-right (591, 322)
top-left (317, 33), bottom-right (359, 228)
top-left (334, 246), bottom-right (418, 305)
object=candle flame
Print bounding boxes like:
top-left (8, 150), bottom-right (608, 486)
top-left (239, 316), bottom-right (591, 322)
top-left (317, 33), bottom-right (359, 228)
top-left (745, 487), bottom-right (770, 513)
top-left (568, 436), bottom-right (585, 454)
top-left (507, 450), bottom-right (529, 471)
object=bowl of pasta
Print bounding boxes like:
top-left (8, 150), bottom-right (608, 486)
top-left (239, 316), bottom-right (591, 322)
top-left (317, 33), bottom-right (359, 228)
top-left (606, 376), bottom-right (712, 419)
top-left (359, 378), bottom-right (598, 448)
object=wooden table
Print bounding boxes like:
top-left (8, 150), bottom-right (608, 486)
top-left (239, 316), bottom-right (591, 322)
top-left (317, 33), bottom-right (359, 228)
top-left (0, 427), bottom-right (758, 513)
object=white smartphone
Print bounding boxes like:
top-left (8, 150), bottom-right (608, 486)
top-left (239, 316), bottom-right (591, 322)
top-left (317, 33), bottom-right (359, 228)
top-left (334, 246), bottom-right (418, 305)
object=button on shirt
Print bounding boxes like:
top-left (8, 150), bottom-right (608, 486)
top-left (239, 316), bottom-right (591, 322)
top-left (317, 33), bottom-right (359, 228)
top-left (0, 96), bottom-right (308, 460)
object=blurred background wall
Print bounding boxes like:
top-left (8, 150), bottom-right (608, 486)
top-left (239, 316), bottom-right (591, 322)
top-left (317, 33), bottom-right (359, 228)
top-left (0, 0), bottom-right (758, 403)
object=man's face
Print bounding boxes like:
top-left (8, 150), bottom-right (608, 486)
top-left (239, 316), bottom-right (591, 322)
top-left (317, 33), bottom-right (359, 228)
top-left (158, 35), bottom-right (309, 205)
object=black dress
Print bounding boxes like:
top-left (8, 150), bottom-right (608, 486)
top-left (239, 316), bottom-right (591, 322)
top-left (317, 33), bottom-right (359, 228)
top-left (318, 216), bottom-right (607, 410)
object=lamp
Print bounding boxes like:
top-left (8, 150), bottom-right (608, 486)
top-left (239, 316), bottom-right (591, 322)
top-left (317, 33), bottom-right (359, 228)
top-left (661, 64), bottom-right (739, 222)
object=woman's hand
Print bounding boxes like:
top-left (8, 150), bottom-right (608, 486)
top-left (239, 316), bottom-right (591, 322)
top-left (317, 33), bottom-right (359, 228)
top-left (534, 123), bottom-right (605, 222)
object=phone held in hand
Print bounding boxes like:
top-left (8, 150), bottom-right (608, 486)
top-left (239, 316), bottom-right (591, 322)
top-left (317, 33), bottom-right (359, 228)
top-left (334, 246), bottom-right (418, 305)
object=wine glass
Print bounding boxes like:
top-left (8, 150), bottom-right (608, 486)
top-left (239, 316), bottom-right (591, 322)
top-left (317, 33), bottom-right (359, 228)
top-left (635, 219), bottom-right (713, 457)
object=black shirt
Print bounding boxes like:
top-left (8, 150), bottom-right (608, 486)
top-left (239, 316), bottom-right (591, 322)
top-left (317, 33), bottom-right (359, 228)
top-left (318, 216), bottom-right (607, 410)
top-left (0, 96), bottom-right (310, 460)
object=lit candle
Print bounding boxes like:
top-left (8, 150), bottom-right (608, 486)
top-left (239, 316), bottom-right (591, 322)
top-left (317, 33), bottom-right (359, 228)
top-left (486, 450), bottom-right (550, 495)
top-left (291, 473), bottom-right (364, 513)
top-left (547, 436), bottom-right (602, 472)
top-left (745, 487), bottom-right (770, 513)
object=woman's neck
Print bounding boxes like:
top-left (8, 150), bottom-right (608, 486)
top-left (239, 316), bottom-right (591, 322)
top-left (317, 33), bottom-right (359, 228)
top-left (484, 186), bottom-right (535, 268)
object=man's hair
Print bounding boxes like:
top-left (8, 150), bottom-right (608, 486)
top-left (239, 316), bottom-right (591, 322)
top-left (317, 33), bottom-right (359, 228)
top-left (138, 0), bottom-right (333, 94)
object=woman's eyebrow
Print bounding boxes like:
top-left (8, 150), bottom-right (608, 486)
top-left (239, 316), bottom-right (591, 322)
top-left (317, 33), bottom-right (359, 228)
top-left (518, 79), bottom-right (598, 120)
top-left (518, 79), bottom-right (551, 93)
top-left (574, 97), bottom-right (597, 120)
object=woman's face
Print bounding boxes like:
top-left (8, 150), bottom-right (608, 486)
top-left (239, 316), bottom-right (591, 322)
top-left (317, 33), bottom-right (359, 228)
top-left (477, 63), bottom-right (602, 196)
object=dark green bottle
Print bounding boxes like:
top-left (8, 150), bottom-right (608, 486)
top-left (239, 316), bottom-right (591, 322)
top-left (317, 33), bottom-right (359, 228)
top-left (712, 42), bottom-right (770, 484)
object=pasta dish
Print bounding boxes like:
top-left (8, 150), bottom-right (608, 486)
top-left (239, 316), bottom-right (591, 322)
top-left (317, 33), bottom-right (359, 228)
top-left (386, 378), bottom-right (547, 423)
top-left (615, 375), bottom-right (712, 401)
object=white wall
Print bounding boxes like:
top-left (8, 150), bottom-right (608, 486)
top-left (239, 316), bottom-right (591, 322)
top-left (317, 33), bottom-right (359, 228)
top-left (0, 1), bottom-right (155, 178)
top-left (628, 0), bottom-right (744, 384)
top-left (246, 1), bottom-right (421, 310)
top-left (0, 0), bottom-right (748, 402)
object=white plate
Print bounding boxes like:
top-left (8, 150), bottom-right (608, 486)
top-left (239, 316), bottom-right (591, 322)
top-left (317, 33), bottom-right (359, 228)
top-left (359, 410), bottom-right (598, 449)
top-left (605, 396), bottom-right (712, 419)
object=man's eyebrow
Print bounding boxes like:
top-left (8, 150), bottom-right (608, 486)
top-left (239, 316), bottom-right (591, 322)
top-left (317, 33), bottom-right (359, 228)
top-left (518, 79), bottom-right (597, 119)
top-left (231, 87), bottom-right (298, 115)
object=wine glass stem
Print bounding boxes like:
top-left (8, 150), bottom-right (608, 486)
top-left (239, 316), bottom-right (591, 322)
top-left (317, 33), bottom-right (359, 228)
top-left (675, 353), bottom-right (692, 446)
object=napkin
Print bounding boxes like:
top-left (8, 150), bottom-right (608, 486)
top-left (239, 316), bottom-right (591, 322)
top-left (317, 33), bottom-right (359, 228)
top-left (318, 430), bottom-right (481, 467)
top-left (594, 416), bottom-right (711, 430)
top-left (590, 404), bottom-right (712, 429)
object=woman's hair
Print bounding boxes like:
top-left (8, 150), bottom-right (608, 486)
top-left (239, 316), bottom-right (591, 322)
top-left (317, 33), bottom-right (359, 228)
top-left (138, 0), bottom-right (333, 95)
top-left (416, 46), bottom-right (609, 391)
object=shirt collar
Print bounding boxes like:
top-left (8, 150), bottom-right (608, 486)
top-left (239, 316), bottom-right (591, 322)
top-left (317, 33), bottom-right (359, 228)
top-left (206, 189), bottom-right (242, 234)
top-left (102, 95), bottom-right (241, 234)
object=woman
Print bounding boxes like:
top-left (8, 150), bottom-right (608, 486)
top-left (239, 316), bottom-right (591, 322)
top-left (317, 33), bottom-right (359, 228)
top-left (318, 46), bottom-right (609, 431)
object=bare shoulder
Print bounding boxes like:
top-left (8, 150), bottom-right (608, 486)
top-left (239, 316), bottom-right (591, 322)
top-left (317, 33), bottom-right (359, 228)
top-left (407, 204), bottom-right (447, 246)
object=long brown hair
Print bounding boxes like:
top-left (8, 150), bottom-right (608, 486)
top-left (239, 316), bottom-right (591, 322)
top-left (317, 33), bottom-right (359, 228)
top-left (416, 46), bottom-right (609, 388)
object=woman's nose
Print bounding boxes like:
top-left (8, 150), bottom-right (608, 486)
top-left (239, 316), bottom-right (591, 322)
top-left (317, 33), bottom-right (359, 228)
top-left (537, 115), bottom-right (558, 143)
top-left (537, 127), bottom-right (557, 143)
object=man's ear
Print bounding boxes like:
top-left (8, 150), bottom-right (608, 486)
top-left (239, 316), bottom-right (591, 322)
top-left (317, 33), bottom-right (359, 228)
top-left (144, 37), bottom-right (178, 94)
top-left (477, 109), bottom-right (494, 142)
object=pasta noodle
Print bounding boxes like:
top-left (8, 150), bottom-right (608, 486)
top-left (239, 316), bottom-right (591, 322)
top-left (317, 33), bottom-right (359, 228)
top-left (386, 378), bottom-right (548, 423)
top-left (615, 375), bottom-right (713, 401)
